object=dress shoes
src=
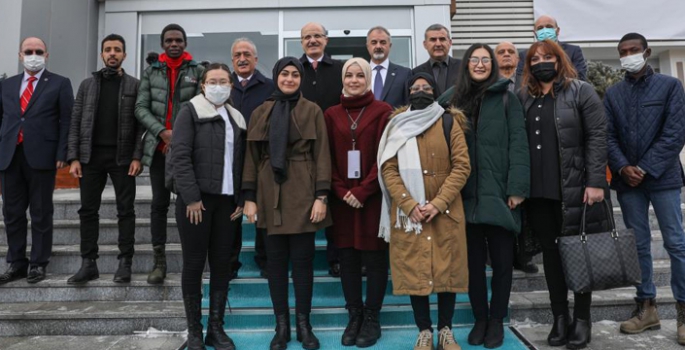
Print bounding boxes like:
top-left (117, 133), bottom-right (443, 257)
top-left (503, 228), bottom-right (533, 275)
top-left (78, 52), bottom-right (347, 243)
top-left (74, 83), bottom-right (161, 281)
top-left (27, 266), bottom-right (46, 284)
top-left (0, 264), bottom-right (28, 284)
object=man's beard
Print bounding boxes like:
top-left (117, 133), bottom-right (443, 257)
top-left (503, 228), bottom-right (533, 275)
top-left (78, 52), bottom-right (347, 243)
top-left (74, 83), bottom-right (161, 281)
top-left (372, 52), bottom-right (385, 60)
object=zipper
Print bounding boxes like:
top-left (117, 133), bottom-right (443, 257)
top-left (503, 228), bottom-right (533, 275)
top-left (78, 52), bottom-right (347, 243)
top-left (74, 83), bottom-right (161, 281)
top-left (551, 98), bottom-right (566, 234)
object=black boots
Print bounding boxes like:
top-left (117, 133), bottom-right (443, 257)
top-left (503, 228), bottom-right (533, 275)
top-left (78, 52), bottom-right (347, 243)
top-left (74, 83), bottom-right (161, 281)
top-left (183, 294), bottom-right (206, 350)
top-left (67, 258), bottom-right (99, 284)
top-left (147, 245), bottom-right (166, 284)
top-left (205, 290), bottom-right (235, 350)
top-left (355, 309), bottom-right (381, 347)
top-left (484, 318), bottom-right (504, 348)
top-left (270, 314), bottom-right (291, 350)
top-left (341, 308), bottom-right (363, 346)
top-left (548, 313), bottom-right (570, 346)
top-left (296, 313), bottom-right (320, 349)
top-left (567, 318), bottom-right (591, 349)
top-left (113, 256), bottom-right (132, 283)
top-left (468, 319), bottom-right (488, 346)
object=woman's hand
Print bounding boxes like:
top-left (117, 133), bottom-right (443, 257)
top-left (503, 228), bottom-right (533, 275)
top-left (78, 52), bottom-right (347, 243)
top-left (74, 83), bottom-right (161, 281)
top-left (508, 196), bottom-right (525, 210)
top-left (420, 203), bottom-right (440, 223)
top-left (409, 204), bottom-right (424, 224)
top-left (230, 206), bottom-right (243, 221)
top-left (186, 201), bottom-right (205, 225)
top-left (310, 198), bottom-right (327, 223)
top-left (244, 201), bottom-right (258, 223)
top-left (583, 187), bottom-right (605, 206)
top-left (343, 191), bottom-right (363, 209)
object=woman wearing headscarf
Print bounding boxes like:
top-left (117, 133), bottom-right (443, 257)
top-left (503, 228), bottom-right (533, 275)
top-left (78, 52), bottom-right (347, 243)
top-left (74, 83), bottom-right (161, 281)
top-left (451, 43), bottom-right (530, 349)
top-left (168, 62), bottom-right (246, 350)
top-left (323, 58), bottom-right (393, 347)
top-left (242, 57), bottom-right (332, 350)
top-left (378, 73), bottom-right (471, 350)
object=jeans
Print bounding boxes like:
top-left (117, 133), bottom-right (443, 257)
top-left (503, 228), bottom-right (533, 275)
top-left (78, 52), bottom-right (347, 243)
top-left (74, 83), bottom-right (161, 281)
top-left (149, 151), bottom-right (170, 247)
top-left (617, 187), bottom-right (685, 302)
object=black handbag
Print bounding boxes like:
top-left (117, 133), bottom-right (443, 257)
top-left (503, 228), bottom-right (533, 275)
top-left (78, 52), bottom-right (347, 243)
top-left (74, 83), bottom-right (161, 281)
top-left (557, 200), bottom-right (642, 293)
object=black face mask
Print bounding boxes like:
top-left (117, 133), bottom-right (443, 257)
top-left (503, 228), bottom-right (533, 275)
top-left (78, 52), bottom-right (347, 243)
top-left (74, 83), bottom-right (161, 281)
top-left (409, 91), bottom-right (435, 110)
top-left (531, 62), bottom-right (558, 83)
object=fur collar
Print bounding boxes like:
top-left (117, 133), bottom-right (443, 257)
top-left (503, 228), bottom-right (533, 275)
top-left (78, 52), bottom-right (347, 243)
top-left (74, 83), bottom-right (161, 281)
top-left (189, 95), bottom-right (246, 130)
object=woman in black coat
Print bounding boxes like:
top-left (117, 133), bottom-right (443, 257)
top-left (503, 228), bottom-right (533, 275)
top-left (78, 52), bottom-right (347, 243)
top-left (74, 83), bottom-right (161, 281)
top-left (519, 40), bottom-right (608, 350)
top-left (168, 63), bottom-right (246, 350)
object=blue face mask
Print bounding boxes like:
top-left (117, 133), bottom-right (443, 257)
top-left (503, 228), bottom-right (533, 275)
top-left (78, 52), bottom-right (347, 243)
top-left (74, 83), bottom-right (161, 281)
top-left (536, 28), bottom-right (558, 42)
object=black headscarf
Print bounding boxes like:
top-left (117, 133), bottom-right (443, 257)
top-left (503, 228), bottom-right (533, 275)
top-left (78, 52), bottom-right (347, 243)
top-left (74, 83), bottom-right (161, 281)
top-left (408, 72), bottom-right (438, 99)
top-left (408, 72), bottom-right (438, 110)
top-left (269, 57), bottom-right (304, 184)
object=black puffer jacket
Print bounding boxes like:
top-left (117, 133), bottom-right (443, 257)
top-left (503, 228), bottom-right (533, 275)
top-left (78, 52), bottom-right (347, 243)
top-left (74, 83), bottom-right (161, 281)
top-left (67, 70), bottom-right (143, 165)
top-left (520, 79), bottom-right (610, 236)
top-left (167, 95), bottom-right (246, 206)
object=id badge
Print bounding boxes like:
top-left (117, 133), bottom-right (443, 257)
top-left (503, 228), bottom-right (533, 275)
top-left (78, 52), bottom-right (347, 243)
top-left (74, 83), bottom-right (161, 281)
top-left (347, 150), bottom-right (361, 179)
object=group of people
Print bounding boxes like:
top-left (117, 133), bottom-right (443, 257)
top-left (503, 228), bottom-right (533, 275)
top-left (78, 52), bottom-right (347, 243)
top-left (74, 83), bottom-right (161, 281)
top-left (0, 12), bottom-right (684, 350)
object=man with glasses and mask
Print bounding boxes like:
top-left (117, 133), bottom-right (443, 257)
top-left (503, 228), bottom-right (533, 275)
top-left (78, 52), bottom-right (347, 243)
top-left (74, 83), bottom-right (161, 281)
top-left (605, 32), bottom-right (685, 345)
top-left (65, 34), bottom-right (144, 285)
top-left (0, 37), bottom-right (73, 284)
top-left (298, 22), bottom-right (344, 277)
top-left (412, 24), bottom-right (462, 97)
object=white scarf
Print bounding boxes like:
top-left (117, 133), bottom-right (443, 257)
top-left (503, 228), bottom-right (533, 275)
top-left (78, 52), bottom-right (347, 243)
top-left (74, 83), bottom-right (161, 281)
top-left (377, 102), bottom-right (444, 242)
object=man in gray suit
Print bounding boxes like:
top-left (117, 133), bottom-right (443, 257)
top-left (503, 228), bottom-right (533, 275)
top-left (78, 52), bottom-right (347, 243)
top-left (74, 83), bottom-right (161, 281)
top-left (412, 24), bottom-right (462, 97)
top-left (366, 26), bottom-right (411, 108)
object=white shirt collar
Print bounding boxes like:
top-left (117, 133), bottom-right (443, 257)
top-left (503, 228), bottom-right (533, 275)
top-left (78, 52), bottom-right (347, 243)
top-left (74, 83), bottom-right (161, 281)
top-left (369, 58), bottom-right (390, 70)
top-left (307, 55), bottom-right (323, 64)
top-left (23, 68), bottom-right (45, 83)
top-left (237, 74), bottom-right (253, 82)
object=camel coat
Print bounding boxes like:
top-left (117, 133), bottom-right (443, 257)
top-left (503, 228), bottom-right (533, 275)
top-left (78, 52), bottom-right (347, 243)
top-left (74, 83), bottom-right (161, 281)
top-left (381, 107), bottom-right (471, 295)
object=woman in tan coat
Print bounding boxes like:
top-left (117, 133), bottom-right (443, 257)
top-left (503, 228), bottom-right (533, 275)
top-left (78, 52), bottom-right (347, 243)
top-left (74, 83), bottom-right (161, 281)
top-left (243, 57), bottom-right (332, 350)
top-left (378, 72), bottom-right (471, 350)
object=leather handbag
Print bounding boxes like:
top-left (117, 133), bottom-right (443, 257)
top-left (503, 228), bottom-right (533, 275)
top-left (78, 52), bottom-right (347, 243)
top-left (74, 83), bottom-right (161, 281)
top-left (557, 200), bottom-right (642, 293)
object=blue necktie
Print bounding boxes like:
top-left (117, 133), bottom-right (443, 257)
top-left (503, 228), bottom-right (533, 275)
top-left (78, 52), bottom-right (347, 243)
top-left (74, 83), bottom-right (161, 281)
top-left (374, 66), bottom-right (384, 100)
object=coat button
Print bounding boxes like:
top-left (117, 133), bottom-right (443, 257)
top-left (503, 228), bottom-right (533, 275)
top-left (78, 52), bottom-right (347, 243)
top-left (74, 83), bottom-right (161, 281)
top-left (446, 210), bottom-right (450, 214)
top-left (535, 130), bottom-right (540, 135)
top-left (313, 81), bottom-right (317, 85)
top-left (427, 236), bottom-right (431, 240)
top-left (535, 116), bottom-right (540, 121)
top-left (21, 118), bottom-right (25, 121)
top-left (423, 170), bottom-right (428, 174)
top-left (402, 193), bottom-right (406, 198)
top-left (429, 281), bottom-right (433, 285)
top-left (537, 145), bottom-right (542, 149)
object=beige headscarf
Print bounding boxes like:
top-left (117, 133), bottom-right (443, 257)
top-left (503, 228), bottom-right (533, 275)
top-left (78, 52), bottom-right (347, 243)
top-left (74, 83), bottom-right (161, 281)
top-left (342, 57), bottom-right (372, 97)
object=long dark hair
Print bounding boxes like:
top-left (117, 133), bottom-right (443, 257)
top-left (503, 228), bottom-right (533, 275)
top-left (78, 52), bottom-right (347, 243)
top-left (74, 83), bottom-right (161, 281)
top-left (451, 43), bottom-right (500, 118)
top-left (522, 40), bottom-right (577, 97)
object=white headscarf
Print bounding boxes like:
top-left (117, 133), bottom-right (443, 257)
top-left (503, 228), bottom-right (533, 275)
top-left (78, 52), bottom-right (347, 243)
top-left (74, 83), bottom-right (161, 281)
top-left (342, 57), bottom-right (372, 97)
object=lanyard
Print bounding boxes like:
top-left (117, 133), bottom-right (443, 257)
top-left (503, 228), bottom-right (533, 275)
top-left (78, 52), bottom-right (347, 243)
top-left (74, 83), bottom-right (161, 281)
top-left (346, 107), bottom-right (366, 150)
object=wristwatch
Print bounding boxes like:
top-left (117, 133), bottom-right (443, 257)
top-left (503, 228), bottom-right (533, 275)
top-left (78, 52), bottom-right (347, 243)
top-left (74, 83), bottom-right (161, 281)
top-left (316, 196), bottom-right (328, 204)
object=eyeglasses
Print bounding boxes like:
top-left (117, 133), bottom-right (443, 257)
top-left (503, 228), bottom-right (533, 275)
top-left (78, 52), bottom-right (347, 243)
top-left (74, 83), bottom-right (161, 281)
top-left (469, 57), bottom-right (492, 65)
top-left (301, 34), bottom-right (326, 41)
top-left (205, 82), bottom-right (231, 87)
top-left (23, 49), bottom-right (45, 56)
top-left (409, 84), bottom-right (433, 92)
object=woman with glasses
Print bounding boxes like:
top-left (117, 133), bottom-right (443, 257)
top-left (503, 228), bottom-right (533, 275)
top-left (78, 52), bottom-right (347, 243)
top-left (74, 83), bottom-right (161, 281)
top-left (520, 40), bottom-right (607, 349)
top-left (167, 62), bottom-right (246, 350)
top-left (378, 73), bottom-right (471, 350)
top-left (243, 57), bottom-right (332, 350)
top-left (451, 44), bottom-right (530, 349)
top-left (323, 58), bottom-right (393, 347)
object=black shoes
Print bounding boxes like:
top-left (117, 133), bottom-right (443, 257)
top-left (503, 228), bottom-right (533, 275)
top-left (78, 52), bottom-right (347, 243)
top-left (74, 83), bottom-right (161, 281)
top-left (548, 313), bottom-right (570, 346)
top-left (355, 308), bottom-right (381, 348)
top-left (205, 290), bottom-right (236, 350)
top-left (329, 262), bottom-right (341, 278)
top-left (270, 314), bottom-right (291, 350)
top-left (113, 256), bottom-right (132, 283)
top-left (67, 258), bottom-right (99, 285)
top-left (513, 260), bottom-right (539, 274)
top-left (296, 313), bottom-right (320, 349)
top-left (183, 294), bottom-right (206, 350)
top-left (567, 318), bottom-right (591, 349)
top-left (484, 318), bottom-right (504, 348)
top-left (468, 319), bottom-right (488, 345)
top-left (27, 266), bottom-right (47, 284)
top-left (341, 308), bottom-right (363, 346)
top-left (0, 263), bottom-right (28, 284)
top-left (147, 245), bottom-right (167, 284)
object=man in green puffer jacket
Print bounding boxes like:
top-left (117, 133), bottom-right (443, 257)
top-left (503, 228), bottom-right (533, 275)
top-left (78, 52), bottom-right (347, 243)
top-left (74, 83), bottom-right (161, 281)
top-left (135, 23), bottom-right (204, 284)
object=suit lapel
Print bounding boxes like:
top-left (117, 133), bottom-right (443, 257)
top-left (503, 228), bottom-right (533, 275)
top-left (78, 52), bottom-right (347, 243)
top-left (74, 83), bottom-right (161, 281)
top-left (24, 70), bottom-right (51, 115)
top-left (9, 75), bottom-right (23, 114)
top-left (381, 64), bottom-right (397, 101)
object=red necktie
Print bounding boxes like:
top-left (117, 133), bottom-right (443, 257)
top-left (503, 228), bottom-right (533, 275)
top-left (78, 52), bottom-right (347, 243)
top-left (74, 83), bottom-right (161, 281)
top-left (311, 60), bottom-right (319, 71)
top-left (18, 76), bottom-right (37, 145)
top-left (241, 79), bottom-right (249, 87)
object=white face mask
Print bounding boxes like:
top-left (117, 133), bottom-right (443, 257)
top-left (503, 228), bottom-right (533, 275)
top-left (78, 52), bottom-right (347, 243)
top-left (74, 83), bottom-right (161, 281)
top-left (620, 52), bottom-right (647, 73)
top-left (23, 55), bottom-right (46, 72)
top-left (204, 85), bottom-right (231, 106)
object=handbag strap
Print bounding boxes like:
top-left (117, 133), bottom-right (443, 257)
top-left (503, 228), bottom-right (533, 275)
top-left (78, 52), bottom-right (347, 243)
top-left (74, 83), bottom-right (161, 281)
top-left (579, 199), bottom-right (617, 241)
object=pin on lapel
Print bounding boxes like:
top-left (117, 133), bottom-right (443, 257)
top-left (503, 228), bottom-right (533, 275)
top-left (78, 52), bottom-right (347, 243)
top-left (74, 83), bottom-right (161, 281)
top-left (44, 78), bottom-right (48, 82)
top-left (391, 73), bottom-right (396, 76)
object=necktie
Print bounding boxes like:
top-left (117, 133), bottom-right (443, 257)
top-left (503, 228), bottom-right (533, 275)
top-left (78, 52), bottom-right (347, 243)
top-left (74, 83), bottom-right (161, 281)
top-left (433, 61), bottom-right (446, 94)
top-left (311, 60), bottom-right (319, 71)
top-left (241, 79), bottom-right (249, 87)
top-left (373, 66), bottom-right (384, 100)
top-left (18, 76), bottom-right (37, 145)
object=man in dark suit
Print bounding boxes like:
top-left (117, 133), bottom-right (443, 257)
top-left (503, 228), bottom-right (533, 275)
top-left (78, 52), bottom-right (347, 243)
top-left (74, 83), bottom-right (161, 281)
top-left (412, 24), bottom-right (462, 97)
top-left (298, 22), bottom-right (344, 277)
top-left (495, 41), bottom-right (523, 93)
top-left (0, 37), bottom-right (73, 284)
top-left (516, 15), bottom-right (588, 81)
top-left (367, 26), bottom-right (412, 108)
top-left (230, 37), bottom-right (275, 279)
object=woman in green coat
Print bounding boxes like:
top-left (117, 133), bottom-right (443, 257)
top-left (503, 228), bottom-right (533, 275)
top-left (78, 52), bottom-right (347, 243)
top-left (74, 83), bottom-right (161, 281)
top-left (451, 43), bottom-right (530, 349)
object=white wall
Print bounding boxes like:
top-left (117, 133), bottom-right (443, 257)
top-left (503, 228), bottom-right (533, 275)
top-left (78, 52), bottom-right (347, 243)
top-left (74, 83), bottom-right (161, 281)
top-left (0, 0), bottom-right (23, 78)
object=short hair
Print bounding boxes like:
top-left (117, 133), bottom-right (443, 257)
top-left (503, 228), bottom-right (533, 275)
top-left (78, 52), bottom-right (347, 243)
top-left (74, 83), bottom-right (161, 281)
top-left (19, 37), bottom-right (47, 51)
top-left (619, 32), bottom-right (649, 50)
top-left (367, 26), bottom-right (392, 44)
top-left (101, 34), bottom-right (126, 53)
top-left (495, 41), bottom-right (517, 52)
top-left (231, 38), bottom-right (258, 57)
top-left (301, 22), bottom-right (328, 36)
top-left (424, 24), bottom-right (451, 39)
top-left (160, 24), bottom-right (187, 46)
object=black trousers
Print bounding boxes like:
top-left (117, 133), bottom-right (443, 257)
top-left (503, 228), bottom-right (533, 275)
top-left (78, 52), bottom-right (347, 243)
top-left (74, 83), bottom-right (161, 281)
top-left (78, 146), bottom-right (136, 260)
top-left (176, 193), bottom-right (238, 296)
top-left (467, 223), bottom-right (514, 320)
top-left (410, 293), bottom-right (456, 332)
top-left (527, 198), bottom-right (591, 319)
top-left (0, 145), bottom-right (55, 268)
top-left (267, 232), bottom-right (315, 315)
top-left (228, 223), bottom-right (243, 275)
top-left (326, 227), bottom-right (339, 266)
top-left (149, 151), bottom-right (170, 247)
top-left (254, 227), bottom-right (267, 270)
top-left (339, 248), bottom-right (389, 311)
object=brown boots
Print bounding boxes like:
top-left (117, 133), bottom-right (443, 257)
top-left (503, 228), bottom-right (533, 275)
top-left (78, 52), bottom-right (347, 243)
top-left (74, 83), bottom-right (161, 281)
top-left (620, 298), bottom-right (660, 334)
